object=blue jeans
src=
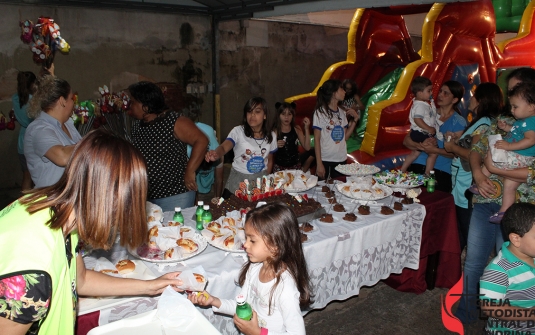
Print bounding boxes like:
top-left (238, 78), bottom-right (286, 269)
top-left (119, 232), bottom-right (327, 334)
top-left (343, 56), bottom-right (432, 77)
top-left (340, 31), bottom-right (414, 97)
top-left (149, 190), bottom-right (196, 212)
top-left (454, 202), bottom-right (505, 324)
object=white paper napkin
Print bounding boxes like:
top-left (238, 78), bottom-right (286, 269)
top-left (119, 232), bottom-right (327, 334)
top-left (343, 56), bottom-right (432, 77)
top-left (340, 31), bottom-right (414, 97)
top-left (156, 286), bottom-right (196, 328)
top-left (489, 134), bottom-right (508, 163)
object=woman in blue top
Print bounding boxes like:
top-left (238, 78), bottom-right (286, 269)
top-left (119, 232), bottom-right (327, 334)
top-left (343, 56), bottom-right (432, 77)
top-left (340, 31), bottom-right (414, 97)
top-left (443, 83), bottom-right (503, 252)
top-left (12, 71), bottom-right (37, 191)
top-left (402, 80), bottom-right (467, 192)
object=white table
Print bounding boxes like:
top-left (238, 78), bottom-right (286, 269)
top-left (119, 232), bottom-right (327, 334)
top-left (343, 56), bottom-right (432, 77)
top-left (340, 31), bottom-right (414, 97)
top-left (80, 186), bottom-right (425, 335)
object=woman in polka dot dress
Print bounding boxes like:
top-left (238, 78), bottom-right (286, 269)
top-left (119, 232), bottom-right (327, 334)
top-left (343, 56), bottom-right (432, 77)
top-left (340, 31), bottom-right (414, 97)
top-left (128, 81), bottom-right (209, 211)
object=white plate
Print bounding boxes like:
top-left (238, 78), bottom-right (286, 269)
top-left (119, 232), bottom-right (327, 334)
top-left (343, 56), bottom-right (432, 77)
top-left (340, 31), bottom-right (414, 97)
top-left (285, 184), bottom-right (316, 193)
top-left (335, 163), bottom-right (381, 176)
top-left (373, 171), bottom-right (424, 189)
top-left (78, 260), bottom-right (156, 315)
top-left (301, 235), bottom-right (313, 244)
top-left (315, 215), bottom-right (341, 225)
top-left (381, 183), bottom-right (422, 189)
top-left (202, 214), bottom-right (246, 253)
top-left (128, 234), bottom-right (208, 263)
top-left (86, 309), bottom-right (222, 335)
top-left (269, 170), bottom-right (318, 192)
top-left (206, 239), bottom-right (246, 253)
top-left (336, 183), bottom-right (393, 200)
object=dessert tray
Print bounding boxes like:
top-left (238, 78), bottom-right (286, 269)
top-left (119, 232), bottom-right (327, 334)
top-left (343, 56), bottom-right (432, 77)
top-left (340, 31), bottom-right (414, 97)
top-left (373, 170), bottom-right (425, 189)
top-left (270, 170), bottom-right (318, 192)
top-left (201, 211), bottom-right (246, 253)
top-left (335, 181), bottom-right (392, 200)
top-left (129, 233), bottom-right (207, 263)
top-left (335, 163), bottom-right (381, 176)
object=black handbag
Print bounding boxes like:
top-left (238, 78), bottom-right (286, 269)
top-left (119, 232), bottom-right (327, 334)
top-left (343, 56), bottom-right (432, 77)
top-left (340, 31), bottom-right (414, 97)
top-left (457, 135), bottom-right (472, 172)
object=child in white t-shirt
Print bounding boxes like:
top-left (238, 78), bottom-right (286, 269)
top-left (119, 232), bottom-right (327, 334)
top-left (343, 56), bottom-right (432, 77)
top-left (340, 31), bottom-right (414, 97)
top-left (312, 79), bottom-right (359, 179)
top-left (205, 97), bottom-right (277, 195)
top-left (400, 76), bottom-right (438, 175)
top-left (188, 202), bottom-right (312, 335)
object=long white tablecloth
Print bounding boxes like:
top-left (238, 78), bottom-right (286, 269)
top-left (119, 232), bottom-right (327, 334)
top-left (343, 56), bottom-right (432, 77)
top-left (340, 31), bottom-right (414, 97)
top-left (81, 187), bottom-right (425, 335)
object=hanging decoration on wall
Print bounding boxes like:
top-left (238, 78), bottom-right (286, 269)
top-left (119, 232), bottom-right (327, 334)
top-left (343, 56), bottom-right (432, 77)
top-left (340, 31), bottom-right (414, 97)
top-left (0, 110), bottom-right (16, 131)
top-left (71, 86), bottom-right (132, 140)
top-left (19, 17), bottom-right (70, 69)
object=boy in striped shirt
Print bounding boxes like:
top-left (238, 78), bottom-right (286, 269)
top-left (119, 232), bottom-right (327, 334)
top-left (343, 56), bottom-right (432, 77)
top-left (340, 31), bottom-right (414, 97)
top-left (480, 203), bottom-right (535, 334)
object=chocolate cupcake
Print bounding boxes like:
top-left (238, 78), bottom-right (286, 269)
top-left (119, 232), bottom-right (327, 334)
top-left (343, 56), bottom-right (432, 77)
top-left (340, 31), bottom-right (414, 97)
top-left (401, 197), bottom-right (414, 204)
top-left (392, 191), bottom-right (404, 198)
top-left (321, 186), bottom-right (330, 192)
top-left (328, 197), bottom-right (337, 204)
top-left (319, 213), bottom-right (334, 223)
top-left (393, 202), bottom-right (403, 211)
top-left (343, 213), bottom-right (357, 221)
top-left (300, 222), bottom-right (314, 233)
top-left (300, 232), bottom-right (308, 242)
top-left (380, 206), bottom-right (394, 215)
top-left (325, 191), bottom-right (335, 198)
top-left (358, 205), bottom-right (370, 215)
top-left (333, 203), bottom-right (346, 212)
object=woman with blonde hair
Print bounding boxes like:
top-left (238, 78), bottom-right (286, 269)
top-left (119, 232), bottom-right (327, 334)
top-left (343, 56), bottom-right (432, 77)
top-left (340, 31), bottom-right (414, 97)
top-left (0, 129), bottom-right (182, 335)
top-left (24, 75), bottom-right (81, 188)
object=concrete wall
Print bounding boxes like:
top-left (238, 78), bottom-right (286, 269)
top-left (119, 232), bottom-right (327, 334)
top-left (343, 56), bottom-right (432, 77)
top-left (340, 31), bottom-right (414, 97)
top-left (217, 20), bottom-right (348, 140)
top-left (0, 4), bottom-right (348, 188)
top-left (0, 4), bottom-right (212, 188)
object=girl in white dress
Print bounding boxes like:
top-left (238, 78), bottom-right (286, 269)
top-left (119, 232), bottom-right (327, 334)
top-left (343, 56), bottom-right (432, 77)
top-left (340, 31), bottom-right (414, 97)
top-left (188, 202), bottom-right (312, 335)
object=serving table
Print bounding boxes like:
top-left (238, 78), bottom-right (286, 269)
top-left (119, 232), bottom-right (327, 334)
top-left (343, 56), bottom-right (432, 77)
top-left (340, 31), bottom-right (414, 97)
top-left (384, 188), bottom-right (461, 293)
top-left (77, 184), bottom-right (427, 335)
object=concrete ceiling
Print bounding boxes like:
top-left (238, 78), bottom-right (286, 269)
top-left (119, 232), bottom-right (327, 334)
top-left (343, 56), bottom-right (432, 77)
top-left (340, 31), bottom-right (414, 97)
top-left (3, 0), bottom-right (468, 21)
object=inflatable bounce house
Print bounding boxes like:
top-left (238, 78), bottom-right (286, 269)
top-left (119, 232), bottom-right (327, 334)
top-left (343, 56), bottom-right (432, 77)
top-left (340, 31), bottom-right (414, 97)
top-left (287, 0), bottom-right (535, 170)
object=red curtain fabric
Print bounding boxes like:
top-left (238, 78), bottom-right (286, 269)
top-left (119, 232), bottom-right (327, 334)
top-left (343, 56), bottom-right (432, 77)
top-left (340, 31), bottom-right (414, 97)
top-left (384, 188), bottom-right (462, 293)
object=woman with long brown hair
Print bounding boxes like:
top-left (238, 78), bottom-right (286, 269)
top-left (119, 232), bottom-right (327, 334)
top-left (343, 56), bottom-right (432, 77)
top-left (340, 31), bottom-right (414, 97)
top-left (0, 129), bottom-right (182, 335)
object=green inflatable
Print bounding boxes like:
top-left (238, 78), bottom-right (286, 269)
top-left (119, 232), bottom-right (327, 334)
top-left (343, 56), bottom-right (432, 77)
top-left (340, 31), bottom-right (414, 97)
top-left (347, 67), bottom-right (403, 153)
top-left (493, 0), bottom-right (530, 32)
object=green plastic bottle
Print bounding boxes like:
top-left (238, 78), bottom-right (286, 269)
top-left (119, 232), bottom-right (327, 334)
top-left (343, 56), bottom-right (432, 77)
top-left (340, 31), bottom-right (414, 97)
top-left (173, 207), bottom-right (184, 225)
top-left (235, 294), bottom-right (252, 321)
top-left (195, 201), bottom-right (204, 230)
top-left (427, 170), bottom-right (436, 193)
top-left (200, 205), bottom-right (212, 230)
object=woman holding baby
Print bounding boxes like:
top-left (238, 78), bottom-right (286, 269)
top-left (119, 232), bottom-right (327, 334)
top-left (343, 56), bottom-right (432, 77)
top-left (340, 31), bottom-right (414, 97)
top-left (402, 80), bottom-right (467, 192)
top-left (454, 67), bottom-right (535, 325)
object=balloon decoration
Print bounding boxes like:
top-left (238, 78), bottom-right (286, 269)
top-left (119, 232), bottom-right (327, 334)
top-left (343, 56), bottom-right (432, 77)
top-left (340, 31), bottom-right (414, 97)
top-left (0, 110), bottom-right (16, 132)
top-left (71, 86), bottom-right (132, 140)
top-left (19, 17), bottom-right (70, 68)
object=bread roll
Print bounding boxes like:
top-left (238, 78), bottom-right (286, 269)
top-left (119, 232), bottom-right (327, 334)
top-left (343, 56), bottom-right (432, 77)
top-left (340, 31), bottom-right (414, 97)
top-left (207, 221), bottom-right (221, 233)
top-left (115, 260), bottom-right (135, 274)
top-left (148, 225), bottom-right (159, 238)
top-left (194, 273), bottom-right (206, 283)
top-left (176, 238), bottom-right (198, 253)
top-left (223, 236), bottom-right (234, 248)
top-left (164, 248), bottom-right (174, 260)
top-left (223, 217), bottom-right (236, 226)
top-left (211, 233), bottom-right (225, 241)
